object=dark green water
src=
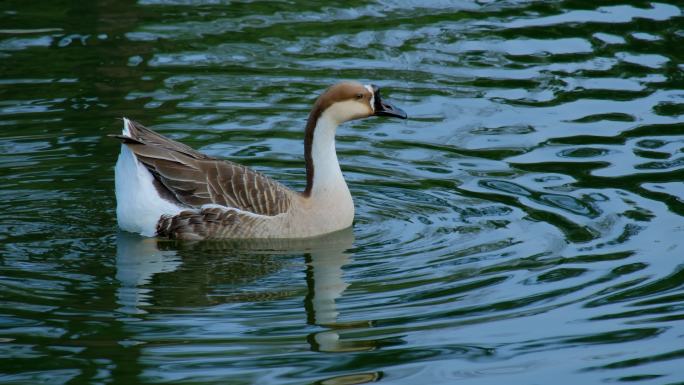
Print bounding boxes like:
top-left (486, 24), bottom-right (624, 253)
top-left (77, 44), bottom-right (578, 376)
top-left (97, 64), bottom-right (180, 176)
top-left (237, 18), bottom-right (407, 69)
top-left (2, 0), bottom-right (684, 384)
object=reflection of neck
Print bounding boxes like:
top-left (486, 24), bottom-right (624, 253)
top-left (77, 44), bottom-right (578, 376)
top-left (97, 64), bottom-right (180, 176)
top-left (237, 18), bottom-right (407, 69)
top-left (305, 250), bottom-right (351, 325)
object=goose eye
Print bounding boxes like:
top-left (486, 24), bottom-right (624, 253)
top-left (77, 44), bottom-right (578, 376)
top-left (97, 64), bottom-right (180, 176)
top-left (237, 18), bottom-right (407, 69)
top-left (355, 93), bottom-right (363, 100)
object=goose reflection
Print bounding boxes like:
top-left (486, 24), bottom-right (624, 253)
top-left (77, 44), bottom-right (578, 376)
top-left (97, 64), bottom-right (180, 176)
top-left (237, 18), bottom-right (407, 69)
top-left (115, 228), bottom-right (380, 353)
top-left (302, 235), bottom-right (379, 353)
top-left (116, 232), bottom-right (181, 314)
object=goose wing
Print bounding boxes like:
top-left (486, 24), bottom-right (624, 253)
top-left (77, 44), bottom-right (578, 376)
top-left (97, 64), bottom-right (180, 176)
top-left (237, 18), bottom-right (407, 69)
top-left (118, 119), bottom-right (293, 216)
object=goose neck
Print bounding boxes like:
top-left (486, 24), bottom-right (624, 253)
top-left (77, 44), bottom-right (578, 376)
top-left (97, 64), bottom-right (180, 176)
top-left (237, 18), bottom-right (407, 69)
top-left (303, 112), bottom-right (345, 198)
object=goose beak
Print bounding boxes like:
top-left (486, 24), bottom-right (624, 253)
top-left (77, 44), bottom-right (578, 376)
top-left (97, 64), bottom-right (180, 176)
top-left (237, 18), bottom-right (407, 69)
top-left (372, 84), bottom-right (407, 119)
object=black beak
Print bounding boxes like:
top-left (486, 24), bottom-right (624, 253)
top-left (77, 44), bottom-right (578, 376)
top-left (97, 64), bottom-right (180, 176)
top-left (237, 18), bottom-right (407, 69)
top-left (372, 84), bottom-right (407, 119)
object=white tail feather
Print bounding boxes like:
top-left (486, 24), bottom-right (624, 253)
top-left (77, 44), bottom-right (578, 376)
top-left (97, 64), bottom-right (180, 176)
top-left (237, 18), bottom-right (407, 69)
top-left (115, 118), bottom-right (183, 237)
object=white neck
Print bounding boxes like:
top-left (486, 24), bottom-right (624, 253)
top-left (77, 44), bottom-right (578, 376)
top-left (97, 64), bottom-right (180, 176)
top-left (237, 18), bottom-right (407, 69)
top-left (310, 112), bottom-right (348, 198)
top-left (300, 102), bottom-right (357, 232)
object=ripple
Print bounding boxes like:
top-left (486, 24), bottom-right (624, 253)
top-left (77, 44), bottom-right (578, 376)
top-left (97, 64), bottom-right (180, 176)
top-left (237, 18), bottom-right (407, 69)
top-left (616, 52), bottom-right (670, 69)
top-left (498, 3), bottom-right (681, 29)
top-left (0, 35), bottom-right (53, 51)
top-left (557, 147), bottom-right (612, 158)
top-left (509, 135), bottom-right (684, 177)
top-left (593, 33), bottom-right (627, 45)
top-left (445, 38), bottom-right (594, 56)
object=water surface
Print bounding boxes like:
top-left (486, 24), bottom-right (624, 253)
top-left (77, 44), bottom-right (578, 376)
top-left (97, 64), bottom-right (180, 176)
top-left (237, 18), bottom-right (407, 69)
top-left (2, 1), bottom-right (684, 384)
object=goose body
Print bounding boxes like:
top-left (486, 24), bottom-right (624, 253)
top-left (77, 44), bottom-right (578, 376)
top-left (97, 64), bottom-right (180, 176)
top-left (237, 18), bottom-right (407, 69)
top-left (115, 82), bottom-right (407, 240)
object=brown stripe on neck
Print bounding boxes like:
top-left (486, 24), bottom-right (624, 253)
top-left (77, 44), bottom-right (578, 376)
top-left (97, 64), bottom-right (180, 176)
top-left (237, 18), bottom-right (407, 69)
top-left (303, 103), bottom-right (323, 197)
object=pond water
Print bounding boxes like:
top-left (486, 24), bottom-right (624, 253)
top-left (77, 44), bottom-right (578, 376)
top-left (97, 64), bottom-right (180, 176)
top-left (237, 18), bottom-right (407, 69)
top-left (2, 1), bottom-right (684, 384)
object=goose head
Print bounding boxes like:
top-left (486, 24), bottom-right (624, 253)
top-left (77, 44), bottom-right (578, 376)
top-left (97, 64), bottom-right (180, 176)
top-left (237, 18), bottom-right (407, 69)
top-left (303, 82), bottom-right (407, 197)
top-left (310, 81), bottom-right (407, 125)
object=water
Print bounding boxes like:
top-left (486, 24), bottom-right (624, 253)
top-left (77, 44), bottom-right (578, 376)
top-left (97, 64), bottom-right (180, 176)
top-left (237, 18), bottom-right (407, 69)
top-left (2, 0), bottom-right (684, 384)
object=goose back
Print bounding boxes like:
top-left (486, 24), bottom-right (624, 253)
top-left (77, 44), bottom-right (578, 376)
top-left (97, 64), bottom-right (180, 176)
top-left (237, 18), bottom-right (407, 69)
top-left (119, 120), bottom-right (293, 216)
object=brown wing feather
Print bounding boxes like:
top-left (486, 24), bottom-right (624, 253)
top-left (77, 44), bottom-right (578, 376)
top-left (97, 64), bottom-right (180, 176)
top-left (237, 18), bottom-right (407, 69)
top-left (123, 119), bottom-right (211, 160)
top-left (118, 119), bottom-right (293, 216)
top-left (157, 207), bottom-right (262, 240)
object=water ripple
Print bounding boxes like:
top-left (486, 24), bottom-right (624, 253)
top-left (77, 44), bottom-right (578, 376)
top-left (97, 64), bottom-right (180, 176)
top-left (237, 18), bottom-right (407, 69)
top-left (2, 0), bottom-right (684, 384)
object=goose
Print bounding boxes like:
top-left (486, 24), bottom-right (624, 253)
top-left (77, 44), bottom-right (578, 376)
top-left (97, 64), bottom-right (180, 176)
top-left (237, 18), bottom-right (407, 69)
top-left (114, 82), bottom-right (407, 240)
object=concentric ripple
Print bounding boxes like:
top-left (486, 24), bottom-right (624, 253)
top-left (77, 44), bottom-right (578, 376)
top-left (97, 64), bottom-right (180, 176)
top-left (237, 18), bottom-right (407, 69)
top-left (2, 1), bottom-right (684, 384)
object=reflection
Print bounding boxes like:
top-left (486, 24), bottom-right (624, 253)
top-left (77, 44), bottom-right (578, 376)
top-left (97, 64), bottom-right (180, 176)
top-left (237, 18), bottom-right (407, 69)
top-left (315, 372), bottom-right (383, 385)
top-left (305, 250), bottom-right (350, 325)
top-left (115, 228), bottom-right (385, 356)
top-left (303, 235), bottom-right (379, 352)
top-left (116, 231), bottom-right (181, 314)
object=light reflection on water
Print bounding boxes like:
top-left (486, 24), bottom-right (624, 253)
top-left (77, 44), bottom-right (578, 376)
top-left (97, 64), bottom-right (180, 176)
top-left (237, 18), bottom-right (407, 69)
top-left (1, 0), bottom-right (684, 384)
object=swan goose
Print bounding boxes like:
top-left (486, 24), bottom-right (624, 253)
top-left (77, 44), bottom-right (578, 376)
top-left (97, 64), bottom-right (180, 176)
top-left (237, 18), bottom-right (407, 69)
top-left (114, 82), bottom-right (407, 240)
